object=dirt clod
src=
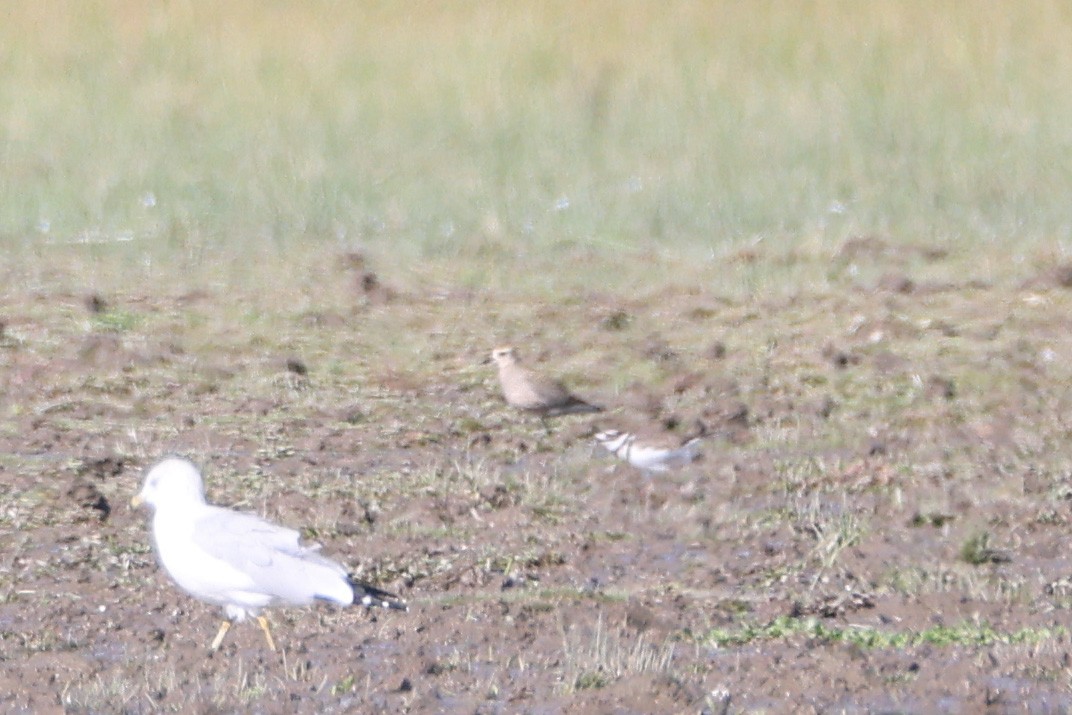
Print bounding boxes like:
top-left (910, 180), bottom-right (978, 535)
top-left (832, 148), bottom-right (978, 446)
top-left (66, 481), bottom-right (110, 521)
top-left (285, 357), bottom-right (309, 375)
top-left (85, 293), bottom-right (108, 313)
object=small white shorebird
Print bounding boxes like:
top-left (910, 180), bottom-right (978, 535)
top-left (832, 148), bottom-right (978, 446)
top-left (486, 346), bottom-right (603, 422)
top-left (594, 429), bottom-right (703, 473)
top-left (131, 458), bottom-right (406, 651)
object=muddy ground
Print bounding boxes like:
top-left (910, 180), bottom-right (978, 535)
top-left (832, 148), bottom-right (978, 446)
top-left (4, 247), bottom-right (1072, 713)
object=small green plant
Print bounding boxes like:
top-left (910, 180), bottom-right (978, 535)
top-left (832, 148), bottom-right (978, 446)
top-left (960, 531), bottom-right (1011, 565)
top-left (92, 310), bottom-right (140, 332)
top-left (701, 616), bottom-right (1063, 650)
top-left (573, 671), bottom-right (611, 690)
top-left (909, 511), bottom-right (955, 528)
top-left (331, 674), bottom-right (356, 695)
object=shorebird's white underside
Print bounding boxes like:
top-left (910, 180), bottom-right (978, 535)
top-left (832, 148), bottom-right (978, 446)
top-left (596, 430), bottom-right (702, 473)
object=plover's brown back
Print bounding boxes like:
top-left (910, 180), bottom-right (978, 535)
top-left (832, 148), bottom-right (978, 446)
top-left (489, 346), bottom-right (603, 417)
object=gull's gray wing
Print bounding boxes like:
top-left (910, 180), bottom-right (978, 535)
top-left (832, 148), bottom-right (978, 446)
top-left (191, 507), bottom-right (352, 606)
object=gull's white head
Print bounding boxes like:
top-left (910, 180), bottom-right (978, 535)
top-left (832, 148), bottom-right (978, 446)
top-left (489, 346), bottom-right (518, 368)
top-left (132, 457), bottom-right (207, 510)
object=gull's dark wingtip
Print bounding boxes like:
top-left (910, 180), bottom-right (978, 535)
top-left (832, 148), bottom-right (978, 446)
top-left (349, 577), bottom-right (409, 612)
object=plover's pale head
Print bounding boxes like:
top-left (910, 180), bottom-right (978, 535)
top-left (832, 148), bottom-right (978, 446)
top-left (594, 429), bottom-right (631, 452)
top-left (594, 429), bottom-right (623, 444)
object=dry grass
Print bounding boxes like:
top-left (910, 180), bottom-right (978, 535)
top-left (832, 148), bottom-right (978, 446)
top-left (558, 614), bottom-right (676, 694)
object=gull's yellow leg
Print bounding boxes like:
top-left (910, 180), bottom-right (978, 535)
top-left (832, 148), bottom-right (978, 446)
top-left (209, 620), bottom-right (232, 651)
top-left (256, 615), bottom-right (277, 652)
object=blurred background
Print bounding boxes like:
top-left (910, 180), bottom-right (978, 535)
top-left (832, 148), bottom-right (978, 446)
top-left (2, 1), bottom-right (1071, 293)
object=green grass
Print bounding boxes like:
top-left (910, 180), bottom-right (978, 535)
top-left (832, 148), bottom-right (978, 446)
top-left (3, 2), bottom-right (1072, 295)
top-left (701, 616), bottom-right (1065, 650)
